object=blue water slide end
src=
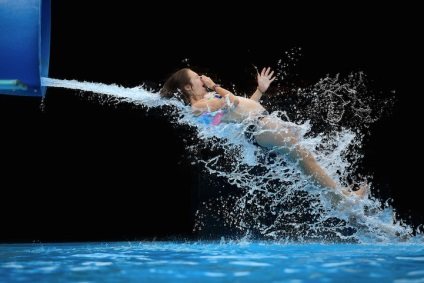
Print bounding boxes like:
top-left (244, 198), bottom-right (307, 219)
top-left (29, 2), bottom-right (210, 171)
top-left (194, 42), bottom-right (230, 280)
top-left (0, 0), bottom-right (51, 97)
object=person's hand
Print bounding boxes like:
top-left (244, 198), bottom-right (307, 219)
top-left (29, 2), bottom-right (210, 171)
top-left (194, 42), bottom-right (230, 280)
top-left (257, 67), bottom-right (276, 93)
top-left (200, 75), bottom-right (215, 89)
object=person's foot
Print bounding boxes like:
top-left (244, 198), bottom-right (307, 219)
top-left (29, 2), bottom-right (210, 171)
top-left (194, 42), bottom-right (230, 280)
top-left (341, 182), bottom-right (369, 198)
top-left (322, 182), bottom-right (369, 207)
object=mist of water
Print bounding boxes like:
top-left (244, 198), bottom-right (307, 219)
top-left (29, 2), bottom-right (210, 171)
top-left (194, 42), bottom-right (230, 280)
top-left (40, 55), bottom-right (422, 245)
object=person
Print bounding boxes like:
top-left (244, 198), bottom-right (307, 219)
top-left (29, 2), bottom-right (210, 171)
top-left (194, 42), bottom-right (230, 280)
top-left (160, 67), bottom-right (367, 201)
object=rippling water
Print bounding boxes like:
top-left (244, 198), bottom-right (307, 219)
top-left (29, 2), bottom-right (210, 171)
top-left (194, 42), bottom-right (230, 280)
top-left (1, 241), bottom-right (424, 282)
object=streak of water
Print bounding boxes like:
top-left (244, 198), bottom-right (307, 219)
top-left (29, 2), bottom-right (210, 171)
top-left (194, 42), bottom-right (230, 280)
top-left (40, 64), bottom-right (420, 244)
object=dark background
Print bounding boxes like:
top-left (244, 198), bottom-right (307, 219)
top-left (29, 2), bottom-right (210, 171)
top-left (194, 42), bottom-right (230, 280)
top-left (1, 2), bottom-right (422, 243)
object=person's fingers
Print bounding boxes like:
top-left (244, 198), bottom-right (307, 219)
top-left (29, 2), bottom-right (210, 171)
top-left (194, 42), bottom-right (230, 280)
top-left (258, 68), bottom-right (277, 86)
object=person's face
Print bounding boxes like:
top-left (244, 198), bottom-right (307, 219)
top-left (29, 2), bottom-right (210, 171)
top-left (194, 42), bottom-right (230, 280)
top-left (187, 70), bottom-right (207, 97)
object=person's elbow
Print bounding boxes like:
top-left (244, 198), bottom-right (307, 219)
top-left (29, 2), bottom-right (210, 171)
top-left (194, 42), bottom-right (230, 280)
top-left (233, 97), bottom-right (240, 107)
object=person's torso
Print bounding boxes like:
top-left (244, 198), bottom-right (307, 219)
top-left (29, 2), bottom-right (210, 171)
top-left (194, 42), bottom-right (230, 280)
top-left (194, 93), bottom-right (266, 125)
top-left (222, 96), bottom-right (266, 122)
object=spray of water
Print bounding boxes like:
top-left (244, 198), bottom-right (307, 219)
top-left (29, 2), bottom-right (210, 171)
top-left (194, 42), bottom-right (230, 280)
top-left (40, 52), bottom-right (422, 244)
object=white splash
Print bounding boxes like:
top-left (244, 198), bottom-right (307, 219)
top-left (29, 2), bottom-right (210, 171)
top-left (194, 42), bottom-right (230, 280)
top-left (40, 71), bottom-right (420, 245)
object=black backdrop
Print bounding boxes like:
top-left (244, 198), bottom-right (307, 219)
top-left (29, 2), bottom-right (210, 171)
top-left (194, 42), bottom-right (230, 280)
top-left (1, 2), bottom-right (422, 243)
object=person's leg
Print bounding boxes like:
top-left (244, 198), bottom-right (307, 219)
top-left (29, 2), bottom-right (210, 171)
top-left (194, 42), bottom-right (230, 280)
top-left (253, 117), bottom-right (367, 198)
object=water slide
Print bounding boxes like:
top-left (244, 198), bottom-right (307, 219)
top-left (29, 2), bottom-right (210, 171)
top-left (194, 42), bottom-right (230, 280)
top-left (0, 0), bottom-right (50, 97)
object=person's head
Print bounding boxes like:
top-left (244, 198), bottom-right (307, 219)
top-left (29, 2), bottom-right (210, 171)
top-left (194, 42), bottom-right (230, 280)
top-left (160, 68), bottom-right (207, 105)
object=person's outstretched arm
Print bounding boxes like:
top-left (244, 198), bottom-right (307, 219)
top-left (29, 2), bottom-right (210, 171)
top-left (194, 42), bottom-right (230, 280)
top-left (250, 67), bottom-right (276, 102)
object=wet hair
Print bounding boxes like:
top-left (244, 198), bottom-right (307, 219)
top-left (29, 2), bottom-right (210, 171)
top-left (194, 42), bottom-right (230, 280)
top-left (160, 68), bottom-right (192, 105)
